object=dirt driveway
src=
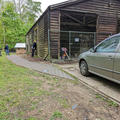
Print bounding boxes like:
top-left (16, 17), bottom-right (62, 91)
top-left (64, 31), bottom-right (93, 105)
top-left (59, 63), bottom-right (120, 104)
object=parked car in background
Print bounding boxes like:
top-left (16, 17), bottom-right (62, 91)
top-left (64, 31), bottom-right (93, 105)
top-left (79, 33), bottom-right (120, 84)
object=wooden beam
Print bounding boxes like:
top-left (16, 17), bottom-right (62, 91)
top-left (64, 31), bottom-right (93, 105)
top-left (63, 13), bottom-right (83, 24)
top-left (87, 18), bottom-right (96, 24)
top-left (61, 9), bottom-right (97, 17)
top-left (61, 22), bottom-right (80, 26)
top-left (61, 22), bottom-right (96, 27)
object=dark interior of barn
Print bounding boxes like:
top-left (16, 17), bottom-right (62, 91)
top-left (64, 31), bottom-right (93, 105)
top-left (118, 19), bottom-right (120, 33)
top-left (60, 11), bottom-right (97, 57)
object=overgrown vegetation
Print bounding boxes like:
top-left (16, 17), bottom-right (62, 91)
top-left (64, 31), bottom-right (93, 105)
top-left (0, 0), bottom-right (41, 49)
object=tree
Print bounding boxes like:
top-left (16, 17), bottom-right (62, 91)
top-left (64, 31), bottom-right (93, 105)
top-left (0, 0), bottom-right (42, 50)
top-left (12, 0), bottom-right (41, 23)
top-left (0, 20), bottom-right (3, 49)
top-left (1, 2), bottom-right (32, 49)
top-left (1, 2), bottom-right (19, 48)
top-left (0, 0), bottom-right (3, 49)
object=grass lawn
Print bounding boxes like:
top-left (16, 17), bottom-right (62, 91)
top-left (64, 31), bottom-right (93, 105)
top-left (0, 54), bottom-right (120, 120)
top-left (0, 55), bottom-right (74, 120)
top-left (0, 55), bottom-right (56, 120)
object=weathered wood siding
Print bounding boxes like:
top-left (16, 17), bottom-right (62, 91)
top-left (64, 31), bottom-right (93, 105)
top-left (37, 12), bottom-right (49, 58)
top-left (50, 10), bottom-right (60, 59)
top-left (16, 49), bottom-right (26, 55)
top-left (26, 35), bottom-right (30, 53)
top-left (38, 17), bottom-right (44, 57)
top-left (44, 12), bottom-right (49, 57)
top-left (27, 0), bottom-right (120, 59)
top-left (26, 31), bottom-right (33, 53)
top-left (60, 0), bottom-right (120, 43)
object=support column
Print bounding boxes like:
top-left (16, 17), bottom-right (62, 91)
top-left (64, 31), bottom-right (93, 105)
top-left (50, 10), bottom-right (60, 59)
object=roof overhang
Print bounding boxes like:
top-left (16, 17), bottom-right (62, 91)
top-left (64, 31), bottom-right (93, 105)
top-left (26, 6), bottom-right (50, 36)
top-left (26, 0), bottom-right (120, 36)
top-left (50, 0), bottom-right (89, 10)
top-left (26, 0), bottom-right (91, 36)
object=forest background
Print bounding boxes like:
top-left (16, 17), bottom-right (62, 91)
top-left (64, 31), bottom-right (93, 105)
top-left (0, 0), bottom-right (41, 49)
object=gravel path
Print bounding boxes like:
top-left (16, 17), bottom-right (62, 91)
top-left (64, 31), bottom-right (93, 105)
top-left (7, 55), bottom-right (73, 80)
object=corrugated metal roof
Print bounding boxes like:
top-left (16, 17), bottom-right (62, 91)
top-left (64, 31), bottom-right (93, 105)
top-left (15, 43), bottom-right (26, 48)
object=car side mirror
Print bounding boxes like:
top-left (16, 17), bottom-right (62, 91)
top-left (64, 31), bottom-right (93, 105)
top-left (90, 48), bottom-right (95, 53)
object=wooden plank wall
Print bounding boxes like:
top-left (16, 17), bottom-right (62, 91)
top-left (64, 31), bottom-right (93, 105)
top-left (96, 15), bottom-right (117, 43)
top-left (50, 10), bottom-right (60, 59)
top-left (26, 13), bottom-right (48, 58)
top-left (37, 22), bottom-right (40, 56)
top-left (27, 32), bottom-right (33, 53)
top-left (26, 35), bottom-right (30, 53)
top-left (44, 12), bottom-right (49, 58)
top-left (37, 13), bottom-right (49, 58)
top-left (61, 0), bottom-right (120, 43)
top-left (38, 18), bottom-right (45, 58)
top-left (27, 0), bottom-right (120, 59)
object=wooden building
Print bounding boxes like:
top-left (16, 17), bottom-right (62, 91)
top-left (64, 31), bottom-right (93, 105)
top-left (26, 0), bottom-right (120, 59)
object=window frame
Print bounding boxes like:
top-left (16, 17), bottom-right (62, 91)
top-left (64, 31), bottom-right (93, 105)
top-left (95, 36), bottom-right (120, 53)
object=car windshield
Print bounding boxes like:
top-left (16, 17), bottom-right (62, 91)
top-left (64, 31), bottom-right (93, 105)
top-left (96, 36), bottom-right (120, 53)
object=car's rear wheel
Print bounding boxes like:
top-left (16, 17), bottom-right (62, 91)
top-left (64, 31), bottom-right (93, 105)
top-left (80, 60), bottom-right (89, 76)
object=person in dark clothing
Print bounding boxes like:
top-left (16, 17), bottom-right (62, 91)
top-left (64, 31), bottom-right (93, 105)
top-left (5, 44), bottom-right (9, 55)
top-left (32, 41), bottom-right (37, 57)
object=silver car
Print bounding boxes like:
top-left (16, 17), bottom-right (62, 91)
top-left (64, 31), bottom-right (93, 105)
top-left (79, 33), bottom-right (120, 84)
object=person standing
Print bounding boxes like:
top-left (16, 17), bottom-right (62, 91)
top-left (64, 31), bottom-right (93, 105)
top-left (32, 40), bottom-right (37, 57)
top-left (5, 44), bottom-right (9, 55)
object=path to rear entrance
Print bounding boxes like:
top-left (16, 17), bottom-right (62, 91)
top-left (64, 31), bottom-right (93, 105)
top-left (7, 55), bottom-right (73, 80)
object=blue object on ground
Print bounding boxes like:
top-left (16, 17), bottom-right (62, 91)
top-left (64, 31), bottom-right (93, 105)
top-left (72, 104), bottom-right (78, 110)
